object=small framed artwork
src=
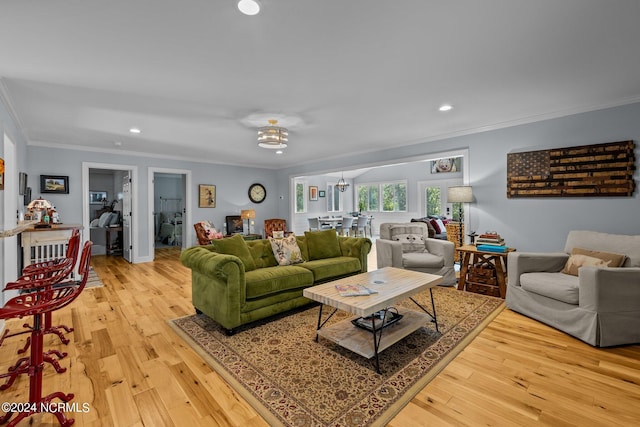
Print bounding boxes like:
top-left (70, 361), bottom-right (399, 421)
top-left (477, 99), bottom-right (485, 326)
top-left (89, 191), bottom-right (108, 204)
top-left (309, 186), bottom-right (318, 201)
top-left (40, 175), bottom-right (69, 194)
top-left (318, 190), bottom-right (326, 198)
top-left (430, 157), bottom-right (462, 174)
top-left (19, 172), bottom-right (27, 195)
top-left (199, 184), bottom-right (216, 208)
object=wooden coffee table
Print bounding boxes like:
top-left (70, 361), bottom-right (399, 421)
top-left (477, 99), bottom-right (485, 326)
top-left (303, 267), bottom-right (443, 373)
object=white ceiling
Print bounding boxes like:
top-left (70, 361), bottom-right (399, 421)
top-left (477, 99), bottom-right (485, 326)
top-left (2, 0), bottom-right (640, 170)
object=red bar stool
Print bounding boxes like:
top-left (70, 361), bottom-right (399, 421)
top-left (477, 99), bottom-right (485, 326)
top-left (1, 229), bottom-right (80, 352)
top-left (0, 259), bottom-right (76, 390)
top-left (0, 241), bottom-right (92, 427)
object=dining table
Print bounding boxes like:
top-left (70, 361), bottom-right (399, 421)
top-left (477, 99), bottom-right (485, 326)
top-left (318, 217), bottom-right (343, 229)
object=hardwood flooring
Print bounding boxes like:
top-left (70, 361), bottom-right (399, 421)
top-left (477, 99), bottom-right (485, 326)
top-left (1, 247), bottom-right (639, 426)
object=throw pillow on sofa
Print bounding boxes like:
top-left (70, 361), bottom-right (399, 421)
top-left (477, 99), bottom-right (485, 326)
top-left (389, 225), bottom-right (427, 253)
top-left (561, 247), bottom-right (626, 276)
top-left (211, 233), bottom-right (257, 272)
top-left (304, 229), bottom-right (342, 260)
top-left (269, 233), bottom-right (304, 266)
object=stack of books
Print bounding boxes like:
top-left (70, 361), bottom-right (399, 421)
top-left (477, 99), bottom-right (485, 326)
top-left (476, 232), bottom-right (507, 252)
top-left (476, 232), bottom-right (505, 246)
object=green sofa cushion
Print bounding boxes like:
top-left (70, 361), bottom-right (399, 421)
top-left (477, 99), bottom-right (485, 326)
top-left (245, 265), bottom-right (314, 299)
top-left (304, 229), bottom-right (342, 260)
top-left (296, 235), bottom-right (310, 261)
top-left (301, 256), bottom-right (362, 282)
top-left (247, 239), bottom-right (279, 269)
top-left (211, 234), bottom-right (257, 272)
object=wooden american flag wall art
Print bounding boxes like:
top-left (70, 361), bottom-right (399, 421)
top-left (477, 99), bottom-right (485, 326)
top-left (507, 140), bottom-right (636, 198)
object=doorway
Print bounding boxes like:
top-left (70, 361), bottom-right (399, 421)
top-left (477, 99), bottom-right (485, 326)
top-left (82, 163), bottom-right (137, 262)
top-left (147, 167), bottom-right (192, 260)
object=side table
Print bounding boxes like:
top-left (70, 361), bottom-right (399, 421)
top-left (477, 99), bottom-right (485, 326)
top-left (106, 226), bottom-right (123, 256)
top-left (456, 245), bottom-right (516, 298)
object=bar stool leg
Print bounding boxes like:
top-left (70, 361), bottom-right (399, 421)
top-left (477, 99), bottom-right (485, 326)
top-left (1, 314), bottom-right (75, 427)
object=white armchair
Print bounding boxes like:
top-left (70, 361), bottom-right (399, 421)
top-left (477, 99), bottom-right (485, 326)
top-left (506, 230), bottom-right (640, 347)
top-left (376, 222), bottom-right (456, 286)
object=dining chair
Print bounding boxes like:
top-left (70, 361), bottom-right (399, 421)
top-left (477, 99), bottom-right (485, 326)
top-left (308, 217), bottom-right (320, 231)
top-left (336, 217), bottom-right (354, 236)
top-left (353, 215), bottom-right (369, 237)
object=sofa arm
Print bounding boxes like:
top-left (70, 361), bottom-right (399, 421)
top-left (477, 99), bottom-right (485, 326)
top-left (338, 236), bottom-right (372, 273)
top-left (376, 239), bottom-right (404, 268)
top-left (579, 266), bottom-right (640, 312)
top-left (507, 252), bottom-right (569, 287)
top-left (180, 246), bottom-right (245, 279)
top-left (425, 238), bottom-right (455, 267)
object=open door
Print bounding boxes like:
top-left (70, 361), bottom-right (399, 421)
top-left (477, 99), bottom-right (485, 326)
top-left (122, 172), bottom-right (133, 262)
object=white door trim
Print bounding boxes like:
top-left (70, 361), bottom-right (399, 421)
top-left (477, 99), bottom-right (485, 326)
top-left (148, 167), bottom-right (192, 259)
top-left (82, 162), bottom-right (139, 263)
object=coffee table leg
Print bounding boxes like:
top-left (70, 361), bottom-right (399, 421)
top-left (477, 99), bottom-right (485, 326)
top-left (370, 309), bottom-right (389, 374)
top-left (314, 304), bottom-right (339, 342)
top-left (409, 288), bottom-right (439, 333)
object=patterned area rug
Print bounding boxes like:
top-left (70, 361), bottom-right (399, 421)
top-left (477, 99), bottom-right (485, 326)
top-left (170, 287), bottom-right (504, 427)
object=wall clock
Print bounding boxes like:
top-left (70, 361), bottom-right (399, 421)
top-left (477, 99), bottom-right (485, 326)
top-left (248, 183), bottom-right (267, 203)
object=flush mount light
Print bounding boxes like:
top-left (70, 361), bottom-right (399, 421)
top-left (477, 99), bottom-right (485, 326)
top-left (439, 104), bottom-right (453, 112)
top-left (238, 0), bottom-right (261, 15)
top-left (129, 127), bottom-right (141, 134)
top-left (258, 119), bottom-right (288, 149)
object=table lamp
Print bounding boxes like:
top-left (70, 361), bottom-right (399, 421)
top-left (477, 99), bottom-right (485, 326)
top-left (241, 209), bottom-right (256, 235)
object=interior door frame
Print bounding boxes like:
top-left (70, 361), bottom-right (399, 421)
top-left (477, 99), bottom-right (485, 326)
top-left (147, 167), bottom-right (192, 260)
top-left (82, 162), bottom-right (138, 262)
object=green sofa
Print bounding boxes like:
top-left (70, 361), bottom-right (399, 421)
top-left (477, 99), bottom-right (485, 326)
top-left (180, 230), bottom-right (372, 334)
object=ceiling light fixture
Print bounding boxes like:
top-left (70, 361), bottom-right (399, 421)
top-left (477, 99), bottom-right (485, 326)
top-left (337, 172), bottom-right (350, 192)
top-left (238, 0), bottom-right (261, 15)
top-left (129, 127), bottom-right (141, 134)
top-left (439, 104), bottom-right (453, 112)
top-left (258, 119), bottom-right (288, 149)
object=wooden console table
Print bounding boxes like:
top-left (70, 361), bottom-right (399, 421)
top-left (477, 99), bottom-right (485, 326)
top-left (456, 245), bottom-right (515, 298)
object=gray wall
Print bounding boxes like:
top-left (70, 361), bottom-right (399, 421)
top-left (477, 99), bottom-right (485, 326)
top-left (279, 102), bottom-right (640, 252)
top-left (24, 145), bottom-right (279, 260)
top-left (4, 98), bottom-right (640, 264)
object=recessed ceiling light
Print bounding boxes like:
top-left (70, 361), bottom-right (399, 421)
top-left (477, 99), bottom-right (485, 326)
top-left (129, 127), bottom-right (141, 134)
top-left (114, 141), bottom-right (122, 147)
top-left (238, 0), bottom-right (261, 16)
top-left (276, 150), bottom-right (283, 155)
top-left (439, 104), bottom-right (453, 112)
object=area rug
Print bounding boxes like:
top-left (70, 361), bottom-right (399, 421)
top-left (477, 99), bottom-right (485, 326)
top-left (169, 287), bottom-right (504, 427)
top-left (86, 267), bottom-right (104, 288)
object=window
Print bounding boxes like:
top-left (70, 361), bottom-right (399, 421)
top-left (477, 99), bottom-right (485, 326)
top-left (357, 184), bottom-right (379, 212)
top-left (382, 181), bottom-right (407, 212)
top-left (326, 183), bottom-right (342, 212)
top-left (425, 187), bottom-right (442, 216)
top-left (295, 182), bottom-right (306, 213)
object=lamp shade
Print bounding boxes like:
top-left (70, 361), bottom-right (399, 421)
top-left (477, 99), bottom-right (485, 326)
top-left (241, 209), bottom-right (256, 220)
top-left (447, 186), bottom-right (473, 203)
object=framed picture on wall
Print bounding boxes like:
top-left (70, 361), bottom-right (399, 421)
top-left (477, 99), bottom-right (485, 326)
top-left (40, 175), bottom-right (69, 194)
top-left (430, 157), bottom-right (461, 174)
top-left (19, 172), bottom-right (27, 195)
top-left (199, 184), bottom-right (216, 208)
top-left (318, 190), bottom-right (326, 198)
top-left (309, 186), bottom-right (318, 201)
top-left (89, 191), bottom-right (108, 204)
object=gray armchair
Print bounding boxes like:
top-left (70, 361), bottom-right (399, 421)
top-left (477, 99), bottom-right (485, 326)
top-left (376, 222), bottom-right (456, 286)
top-left (506, 230), bottom-right (640, 347)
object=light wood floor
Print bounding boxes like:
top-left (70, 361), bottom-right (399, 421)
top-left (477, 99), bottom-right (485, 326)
top-left (1, 247), bottom-right (639, 426)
